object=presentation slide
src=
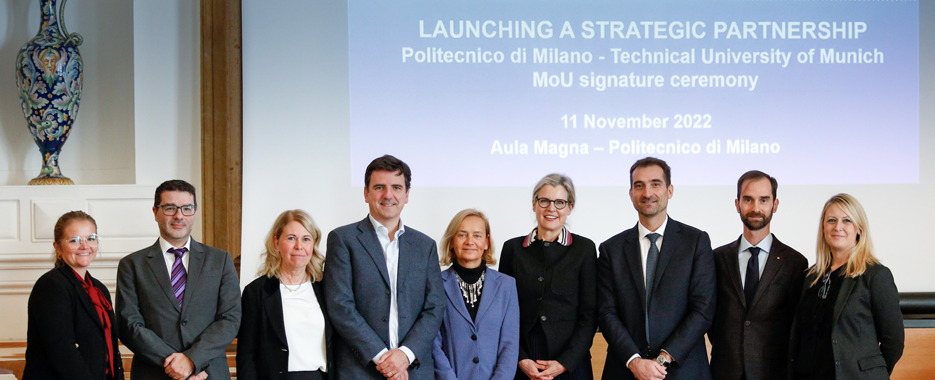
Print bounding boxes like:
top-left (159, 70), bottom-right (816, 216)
top-left (348, 1), bottom-right (919, 186)
top-left (241, 0), bottom-right (934, 292)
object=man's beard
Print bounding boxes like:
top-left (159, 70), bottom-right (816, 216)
top-left (741, 211), bottom-right (772, 231)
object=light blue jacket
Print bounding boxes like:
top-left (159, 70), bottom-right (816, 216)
top-left (433, 266), bottom-right (520, 380)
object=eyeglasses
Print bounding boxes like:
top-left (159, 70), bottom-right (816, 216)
top-left (66, 234), bottom-right (99, 248)
top-left (158, 204), bottom-right (196, 216)
top-left (536, 197), bottom-right (570, 210)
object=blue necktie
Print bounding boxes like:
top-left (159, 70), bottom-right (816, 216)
top-left (645, 233), bottom-right (660, 346)
top-left (744, 247), bottom-right (761, 308)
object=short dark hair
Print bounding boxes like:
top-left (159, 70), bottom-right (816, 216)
top-left (629, 157), bottom-right (671, 187)
top-left (154, 179), bottom-right (197, 208)
top-left (736, 170), bottom-right (778, 200)
top-left (365, 155), bottom-right (412, 189)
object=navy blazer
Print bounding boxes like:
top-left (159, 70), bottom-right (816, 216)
top-left (709, 235), bottom-right (808, 380)
top-left (324, 216), bottom-right (446, 380)
top-left (597, 217), bottom-right (716, 380)
top-left (432, 267), bottom-right (520, 380)
top-left (24, 265), bottom-right (124, 380)
top-left (236, 275), bottom-right (333, 380)
top-left (788, 264), bottom-right (904, 380)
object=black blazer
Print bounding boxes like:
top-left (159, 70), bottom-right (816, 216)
top-left (237, 275), bottom-right (333, 380)
top-left (24, 265), bottom-right (124, 380)
top-left (709, 235), bottom-right (808, 380)
top-left (788, 264), bottom-right (904, 380)
top-left (498, 233), bottom-right (597, 375)
top-left (596, 218), bottom-right (716, 380)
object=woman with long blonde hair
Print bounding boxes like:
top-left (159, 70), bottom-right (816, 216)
top-left (237, 210), bottom-right (331, 380)
top-left (789, 194), bottom-right (904, 380)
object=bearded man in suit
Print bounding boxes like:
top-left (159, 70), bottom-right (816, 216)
top-left (709, 171), bottom-right (808, 380)
top-left (597, 157), bottom-right (716, 380)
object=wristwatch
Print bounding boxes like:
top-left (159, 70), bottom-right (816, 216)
top-left (656, 354), bottom-right (670, 368)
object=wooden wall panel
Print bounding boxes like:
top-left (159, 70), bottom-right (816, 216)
top-left (200, 0), bottom-right (243, 273)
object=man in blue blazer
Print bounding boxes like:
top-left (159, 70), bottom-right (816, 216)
top-left (597, 157), bottom-right (716, 380)
top-left (324, 155), bottom-right (446, 380)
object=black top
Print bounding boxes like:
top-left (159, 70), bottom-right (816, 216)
top-left (452, 261), bottom-right (486, 320)
top-left (499, 233), bottom-right (597, 376)
top-left (793, 265), bottom-right (846, 380)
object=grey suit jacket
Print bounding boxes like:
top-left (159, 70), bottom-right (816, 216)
top-left (788, 264), bottom-right (904, 380)
top-left (323, 216), bottom-right (446, 380)
top-left (116, 239), bottom-right (241, 380)
top-left (709, 236), bottom-right (808, 380)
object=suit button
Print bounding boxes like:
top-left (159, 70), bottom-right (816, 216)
top-left (181, 320), bottom-right (188, 326)
top-left (744, 321), bottom-right (750, 326)
top-left (471, 334), bottom-right (477, 341)
top-left (832, 339), bottom-right (837, 344)
top-left (537, 297), bottom-right (542, 301)
top-left (382, 316), bottom-right (388, 322)
top-left (538, 277), bottom-right (544, 282)
top-left (385, 290), bottom-right (391, 295)
top-left (835, 361), bottom-right (840, 366)
top-left (473, 357), bottom-right (479, 363)
top-left (540, 316), bottom-right (547, 321)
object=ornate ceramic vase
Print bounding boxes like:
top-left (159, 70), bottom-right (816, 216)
top-left (15, 0), bottom-right (82, 185)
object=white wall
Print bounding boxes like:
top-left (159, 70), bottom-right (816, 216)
top-left (0, 0), bottom-right (201, 341)
top-left (241, 1), bottom-right (935, 292)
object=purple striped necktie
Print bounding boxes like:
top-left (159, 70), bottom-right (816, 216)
top-left (168, 247), bottom-right (188, 309)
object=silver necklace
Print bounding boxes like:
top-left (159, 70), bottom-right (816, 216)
top-left (280, 274), bottom-right (307, 293)
top-left (455, 270), bottom-right (484, 308)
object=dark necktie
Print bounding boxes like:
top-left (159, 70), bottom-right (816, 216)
top-left (169, 247), bottom-right (188, 308)
top-left (645, 233), bottom-right (660, 346)
top-left (744, 247), bottom-right (761, 308)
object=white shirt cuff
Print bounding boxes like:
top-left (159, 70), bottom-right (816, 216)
top-left (399, 346), bottom-right (416, 365)
top-left (372, 348), bottom-right (389, 364)
top-left (626, 353), bottom-right (641, 368)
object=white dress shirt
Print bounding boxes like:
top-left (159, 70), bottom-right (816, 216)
top-left (368, 215), bottom-right (416, 365)
top-left (627, 216), bottom-right (669, 367)
top-left (738, 233), bottom-right (773, 285)
top-left (159, 236), bottom-right (191, 277)
top-left (280, 281), bottom-right (328, 373)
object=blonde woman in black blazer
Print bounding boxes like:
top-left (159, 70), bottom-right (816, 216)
top-left (499, 174), bottom-right (597, 380)
top-left (789, 194), bottom-right (904, 380)
top-left (24, 211), bottom-right (123, 380)
top-left (237, 210), bottom-right (332, 380)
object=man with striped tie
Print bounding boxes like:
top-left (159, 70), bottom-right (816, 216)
top-left (117, 179), bottom-right (241, 380)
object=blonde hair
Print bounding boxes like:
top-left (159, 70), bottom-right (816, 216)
top-left (257, 210), bottom-right (325, 282)
top-left (439, 209), bottom-right (496, 266)
top-left (532, 173), bottom-right (576, 207)
top-left (52, 211), bottom-right (97, 268)
top-left (808, 193), bottom-right (879, 286)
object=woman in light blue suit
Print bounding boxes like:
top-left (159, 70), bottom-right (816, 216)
top-left (433, 209), bottom-right (520, 380)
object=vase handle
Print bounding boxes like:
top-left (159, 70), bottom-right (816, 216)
top-left (57, 0), bottom-right (83, 46)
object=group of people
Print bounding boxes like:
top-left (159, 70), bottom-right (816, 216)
top-left (24, 154), bottom-right (904, 380)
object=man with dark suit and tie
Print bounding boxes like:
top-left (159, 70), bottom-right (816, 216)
top-left (597, 157), bottom-right (716, 380)
top-left (116, 180), bottom-right (241, 380)
top-left (709, 171), bottom-right (808, 380)
top-left (324, 155), bottom-right (446, 380)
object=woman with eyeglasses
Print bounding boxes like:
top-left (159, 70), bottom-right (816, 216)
top-left (432, 209), bottom-right (519, 380)
top-left (499, 174), bottom-right (597, 380)
top-left (789, 194), bottom-right (904, 380)
top-left (24, 211), bottom-right (123, 380)
top-left (237, 210), bottom-right (331, 380)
